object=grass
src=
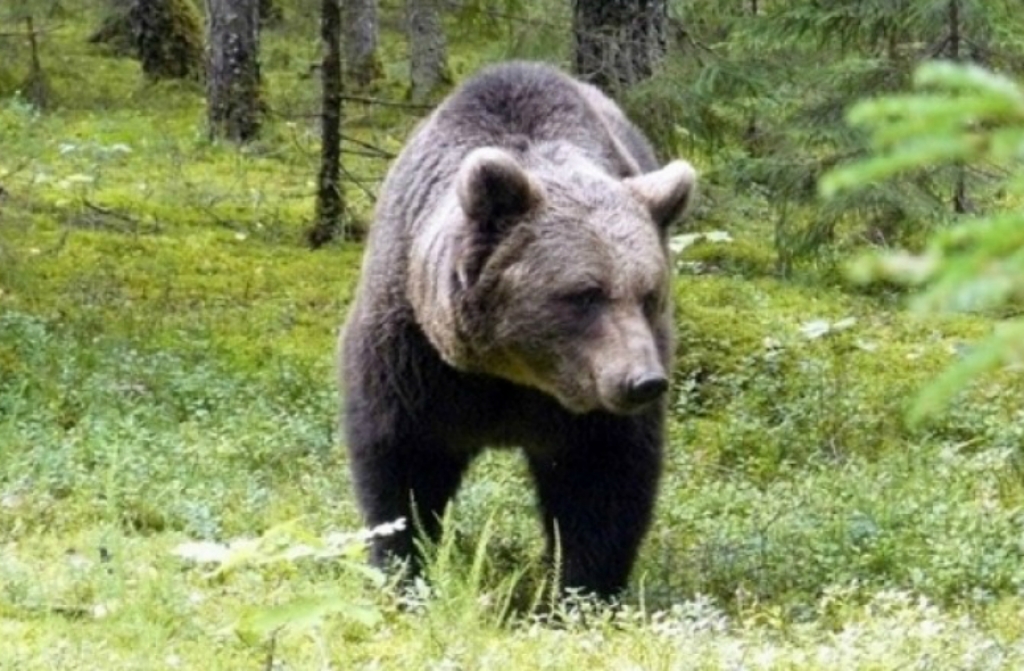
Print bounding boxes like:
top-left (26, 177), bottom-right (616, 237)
top-left (3, 1), bottom-right (1024, 668)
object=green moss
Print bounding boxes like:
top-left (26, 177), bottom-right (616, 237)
top-left (1, 224), bottom-right (362, 372)
top-left (670, 274), bottom-right (1004, 474)
top-left (677, 233), bottom-right (778, 277)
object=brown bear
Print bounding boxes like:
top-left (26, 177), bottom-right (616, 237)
top-left (340, 61), bottom-right (697, 597)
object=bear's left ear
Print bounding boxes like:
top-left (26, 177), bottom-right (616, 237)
top-left (624, 160), bottom-right (698, 230)
top-left (456, 147), bottom-right (544, 232)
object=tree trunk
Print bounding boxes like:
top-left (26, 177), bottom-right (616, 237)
top-left (308, 0), bottom-right (345, 248)
top-left (129, 0), bottom-right (204, 81)
top-left (405, 0), bottom-right (450, 103)
top-left (947, 0), bottom-right (968, 214)
top-left (344, 0), bottom-right (381, 88)
top-left (23, 16), bottom-right (53, 109)
top-left (205, 0), bottom-right (263, 142)
top-left (742, 0), bottom-right (760, 157)
top-left (88, 0), bottom-right (136, 56)
top-left (572, 0), bottom-right (667, 92)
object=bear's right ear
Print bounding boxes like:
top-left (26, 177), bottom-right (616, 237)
top-left (624, 160), bottom-right (698, 230)
top-left (456, 148), bottom-right (544, 232)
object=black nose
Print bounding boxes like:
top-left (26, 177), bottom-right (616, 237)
top-left (623, 374), bottom-right (668, 408)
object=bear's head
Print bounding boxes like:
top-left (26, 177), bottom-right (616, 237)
top-left (446, 146), bottom-right (697, 415)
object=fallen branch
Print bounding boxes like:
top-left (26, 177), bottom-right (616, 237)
top-left (342, 133), bottom-right (397, 159)
top-left (339, 163), bottom-right (379, 203)
top-left (340, 93), bottom-right (432, 110)
top-left (0, 23), bottom-right (65, 39)
top-left (75, 199), bottom-right (161, 234)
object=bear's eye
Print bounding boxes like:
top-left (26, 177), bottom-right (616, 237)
top-left (642, 291), bottom-right (662, 317)
top-left (561, 287), bottom-right (606, 311)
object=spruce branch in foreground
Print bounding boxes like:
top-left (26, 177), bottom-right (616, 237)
top-left (822, 61), bottom-right (1024, 424)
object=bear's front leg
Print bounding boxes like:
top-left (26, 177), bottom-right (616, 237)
top-left (348, 436), bottom-right (470, 570)
top-left (345, 381), bottom-right (471, 572)
top-left (527, 412), bottom-right (664, 598)
top-left (343, 318), bottom-right (474, 574)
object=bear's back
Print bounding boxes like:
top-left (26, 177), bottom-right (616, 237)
top-left (357, 64), bottom-right (623, 304)
top-left (436, 62), bottom-right (609, 149)
top-left (351, 62), bottom-right (660, 339)
top-left (377, 62), bottom-right (651, 240)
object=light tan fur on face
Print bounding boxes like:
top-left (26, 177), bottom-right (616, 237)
top-left (561, 196), bottom-right (671, 413)
top-left (390, 66), bottom-right (698, 415)
top-left (587, 302), bottom-right (666, 413)
top-left (459, 160), bottom-right (675, 413)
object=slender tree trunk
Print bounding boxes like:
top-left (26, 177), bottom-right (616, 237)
top-left (129, 0), bottom-right (204, 81)
top-left (947, 0), bottom-right (969, 213)
top-left (23, 16), bottom-right (53, 108)
top-left (743, 0), bottom-right (760, 157)
top-left (405, 0), bottom-right (450, 103)
top-left (344, 0), bottom-right (380, 88)
top-left (573, 0), bottom-right (667, 92)
top-left (948, 0), bottom-right (960, 59)
top-left (205, 0), bottom-right (263, 142)
top-left (308, 0), bottom-right (345, 248)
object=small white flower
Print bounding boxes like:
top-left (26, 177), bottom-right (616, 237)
top-left (799, 319), bottom-right (832, 339)
top-left (172, 538), bottom-right (256, 564)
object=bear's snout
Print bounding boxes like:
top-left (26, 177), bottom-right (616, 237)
top-left (595, 356), bottom-right (668, 414)
top-left (588, 306), bottom-right (669, 414)
top-left (621, 372), bottom-right (668, 409)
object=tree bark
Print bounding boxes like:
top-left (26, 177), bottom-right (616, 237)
top-left (88, 0), bottom-right (135, 56)
top-left (405, 0), bottom-right (450, 103)
top-left (572, 0), bottom-right (667, 93)
top-left (23, 16), bottom-right (53, 109)
top-left (344, 0), bottom-right (381, 88)
top-left (308, 0), bottom-right (345, 248)
top-left (205, 0), bottom-right (263, 142)
top-left (947, 0), bottom-right (969, 214)
top-left (129, 0), bottom-right (204, 81)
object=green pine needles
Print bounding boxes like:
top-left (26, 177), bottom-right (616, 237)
top-left (823, 61), bottom-right (1024, 423)
top-left (631, 0), bottom-right (1024, 271)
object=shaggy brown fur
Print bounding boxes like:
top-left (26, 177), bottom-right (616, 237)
top-left (341, 61), bottom-right (697, 597)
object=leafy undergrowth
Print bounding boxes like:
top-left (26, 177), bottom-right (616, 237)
top-left (5, 226), bottom-right (1024, 667)
top-left (3, 2), bottom-right (1024, 668)
top-left (5, 530), bottom-right (1024, 671)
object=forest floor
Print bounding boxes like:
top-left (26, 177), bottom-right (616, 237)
top-left (2, 4), bottom-right (1024, 669)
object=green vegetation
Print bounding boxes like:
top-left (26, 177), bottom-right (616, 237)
top-left (825, 61), bottom-right (1024, 423)
top-left (2, 2), bottom-right (1024, 669)
top-left (636, 0), bottom-right (1024, 272)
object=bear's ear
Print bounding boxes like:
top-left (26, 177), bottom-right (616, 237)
top-left (624, 160), bottom-right (698, 230)
top-left (456, 147), bottom-right (544, 231)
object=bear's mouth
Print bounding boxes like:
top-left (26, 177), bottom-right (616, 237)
top-left (554, 384), bottom-right (665, 416)
top-left (599, 394), bottom-right (665, 416)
